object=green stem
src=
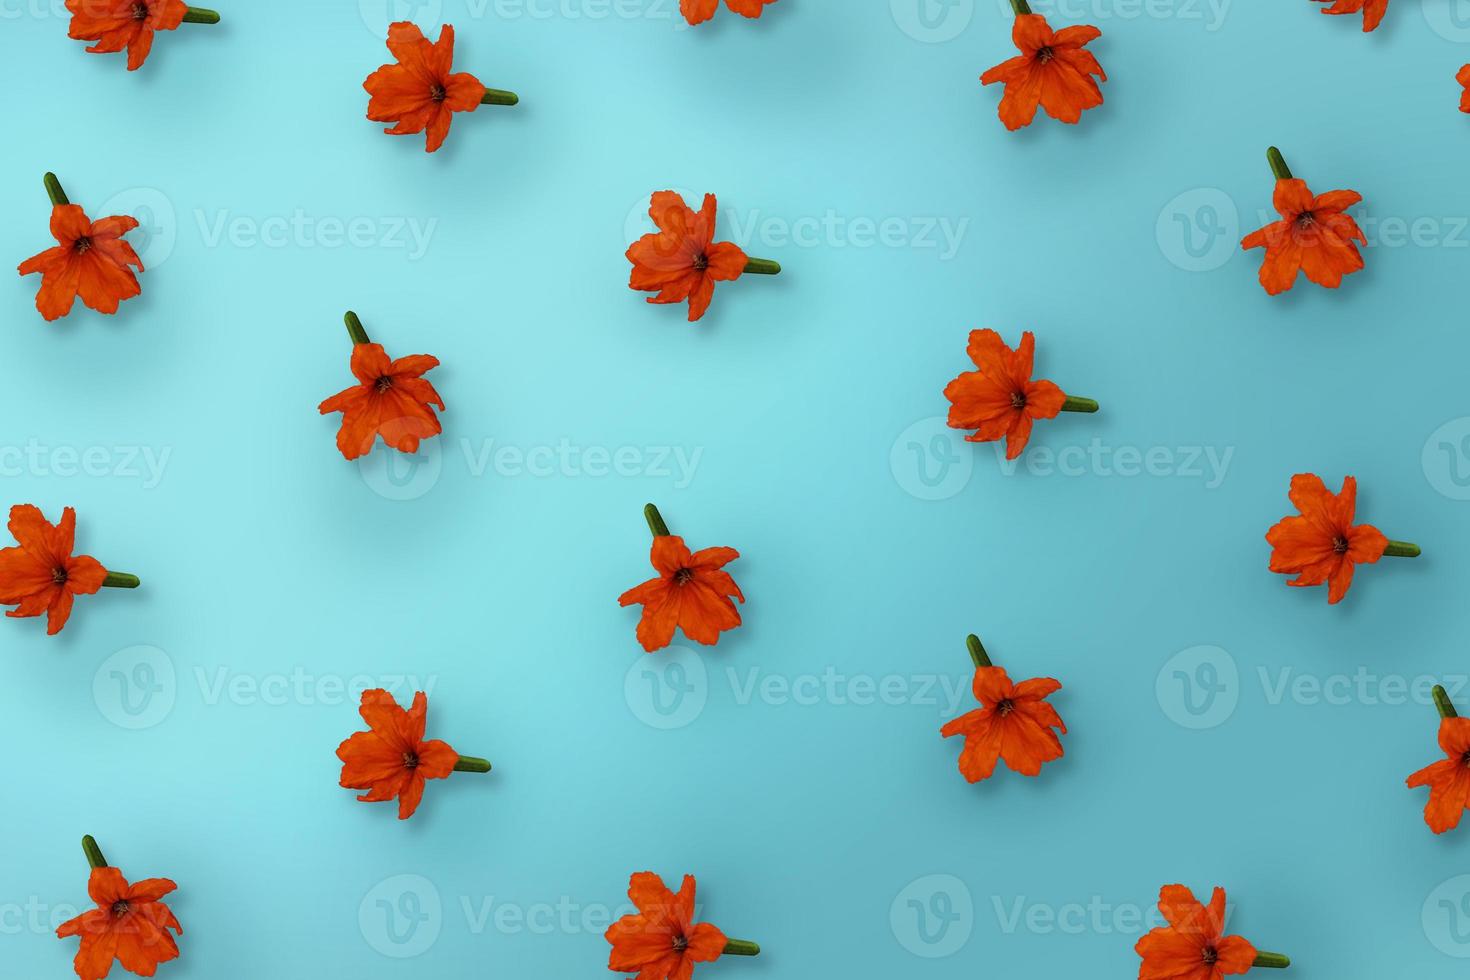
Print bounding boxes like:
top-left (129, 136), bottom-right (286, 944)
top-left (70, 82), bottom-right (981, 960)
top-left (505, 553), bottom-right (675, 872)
top-left (44, 173), bottom-right (68, 207)
top-left (1009, 0), bottom-right (1032, 12)
top-left (744, 258), bottom-right (781, 275)
top-left (102, 572), bottom-right (140, 589)
top-left (723, 940), bottom-right (760, 956)
top-left (453, 756), bottom-right (492, 774)
top-left (644, 503), bottom-right (670, 538)
top-left (966, 634), bottom-right (992, 669)
top-left (1253, 952), bottom-right (1290, 969)
top-left (1267, 147), bottom-right (1292, 181)
top-left (1435, 685), bottom-right (1459, 720)
top-left (344, 311), bottom-right (370, 346)
top-left (1061, 396), bottom-right (1099, 414)
top-left (182, 7), bottom-right (220, 23)
top-left (81, 836), bottom-right (108, 870)
top-left (1384, 540), bottom-right (1421, 558)
top-left (481, 89), bottom-right (519, 106)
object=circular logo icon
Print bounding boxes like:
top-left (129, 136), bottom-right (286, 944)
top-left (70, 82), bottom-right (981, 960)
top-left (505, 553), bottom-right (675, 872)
top-left (359, 874), bottom-right (442, 958)
top-left (358, 437), bottom-right (443, 501)
top-left (890, 874), bottom-right (973, 958)
top-left (890, 416), bottom-right (973, 501)
top-left (1156, 188), bottom-right (1239, 273)
top-left (623, 186), bottom-right (701, 250)
top-left (890, 0), bottom-right (975, 43)
top-left (93, 645), bottom-right (176, 730)
top-left (1155, 645), bottom-right (1238, 730)
top-left (1423, 417), bottom-right (1470, 501)
top-left (624, 646), bottom-right (708, 730)
top-left (98, 187), bottom-right (177, 270)
top-left (1423, 0), bottom-right (1470, 42)
top-left (359, 0), bottom-right (443, 37)
top-left (1423, 875), bottom-right (1470, 958)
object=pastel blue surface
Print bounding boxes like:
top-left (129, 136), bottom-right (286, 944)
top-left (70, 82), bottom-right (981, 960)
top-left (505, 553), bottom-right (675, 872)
top-left (3, 0), bottom-right (1470, 976)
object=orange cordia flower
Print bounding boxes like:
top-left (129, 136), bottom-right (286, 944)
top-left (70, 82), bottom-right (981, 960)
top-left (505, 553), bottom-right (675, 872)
top-left (1407, 716), bottom-right (1470, 834)
top-left (1312, 0), bottom-right (1387, 31)
top-left (57, 865), bottom-right (182, 980)
top-left (1134, 885), bottom-right (1287, 979)
top-left (337, 689), bottom-right (489, 820)
top-left (627, 191), bottom-right (781, 323)
top-left (1241, 150), bottom-right (1365, 295)
top-left (619, 505), bottom-right (744, 653)
top-left (0, 505), bottom-right (131, 636)
top-left (605, 872), bottom-right (758, 979)
top-left (1459, 65), bottom-right (1470, 113)
top-left (1264, 473), bottom-right (1417, 605)
top-left (18, 200), bottom-right (143, 323)
top-left (941, 662), bottom-right (1066, 781)
top-left (319, 317), bottom-right (444, 461)
top-left (944, 329), bottom-right (1095, 460)
top-left (365, 22), bottom-right (507, 153)
top-left (680, 0), bottom-right (777, 25)
top-left (65, 0), bottom-right (217, 71)
top-left (981, 12), bottom-right (1106, 131)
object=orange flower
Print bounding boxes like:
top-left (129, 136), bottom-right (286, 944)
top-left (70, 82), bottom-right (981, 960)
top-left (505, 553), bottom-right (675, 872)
top-left (1264, 473), bottom-right (1418, 605)
top-left (1312, 0), bottom-right (1387, 31)
top-left (619, 505), bottom-right (744, 653)
top-left (944, 329), bottom-right (1094, 460)
top-left (1459, 64), bottom-right (1470, 113)
top-left (981, 12), bottom-right (1106, 131)
top-left (65, 0), bottom-right (217, 71)
top-left (627, 191), bottom-right (780, 323)
top-left (365, 22), bottom-right (511, 153)
top-left (0, 505), bottom-right (135, 636)
top-left (319, 314), bottom-right (445, 461)
top-left (1407, 714), bottom-right (1470, 834)
top-left (18, 190), bottom-right (143, 322)
top-left (680, 0), bottom-right (777, 25)
top-left (1135, 885), bottom-right (1285, 979)
top-left (1241, 149), bottom-right (1365, 295)
top-left (941, 656), bottom-right (1066, 781)
top-left (605, 872), bottom-right (758, 979)
top-left (337, 689), bottom-right (489, 820)
top-left (58, 863), bottom-right (182, 980)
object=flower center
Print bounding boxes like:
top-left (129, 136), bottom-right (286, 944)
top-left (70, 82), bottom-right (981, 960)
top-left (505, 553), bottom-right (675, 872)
top-left (402, 751), bottom-right (419, 770)
top-left (1010, 391), bottom-right (1027, 410)
top-left (52, 567), bottom-right (68, 586)
top-left (1203, 947), bottom-right (1218, 965)
top-left (430, 84), bottom-right (447, 103)
top-left (376, 376), bottom-right (394, 393)
top-left (674, 568), bottom-right (694, 585)
top-left (1462, 750), bottom-right (1470, 768)
top-left (131, 2), bottom-right (148, 19)
top-left (1037, 46), bottom-right (1055, 63)
top-left (112, 900), bottom-right (130, 917)
top-left (672, 935), bottom-right (689, 951)
top-left (1333, 536), bottom-right (1349, 554)
top-left (74, 237), bottom-right (93, 255)
top-left (1296, 212), bottom-right (1317, 230)
top-left (693, 254), bottom-right (709, 271)
top-left (996, 699), bottom-right (1015, 716)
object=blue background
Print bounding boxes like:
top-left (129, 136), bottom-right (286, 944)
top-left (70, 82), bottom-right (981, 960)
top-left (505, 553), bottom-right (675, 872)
top-left (3, 0), bottom-right (1470, 976)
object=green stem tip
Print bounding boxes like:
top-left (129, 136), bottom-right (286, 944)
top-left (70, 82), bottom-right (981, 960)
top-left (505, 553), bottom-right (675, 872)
top-left (1009, 0), bottom-right (1032, 13)
top-left (966, 634), bottom-right (992, 669)
top-left (1435, 685), bottom-right (1459, 720)
top-left (743, 258), bottom-right (781, 276)
top-left (481, 89), bottom-right (519, 106)
top-left (644, 503), bottom-right (671, 538)
top-left (453, 756), bottom-right (492, 774)
top-left (1266, 147), bottom-right (1292, 182)
top-left (1253, 952), bottom-right (1290, 969)
top-left (723, 940), bottom-right (760, 956)
top-left (102, 572), bottom-right (140, 590)
top-left (344, 311), bottom-right (370, 346)
top-left (1384, 540), bottom-right (1421, 559)
top-left (44, 172), bottom-right (68, 207)
top-left (182, 7), bottom-right (221, 23)
top-left (1060, 396), bottom-right (1099, 414)
top-left (81, 835), bottom-right (108, 870)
